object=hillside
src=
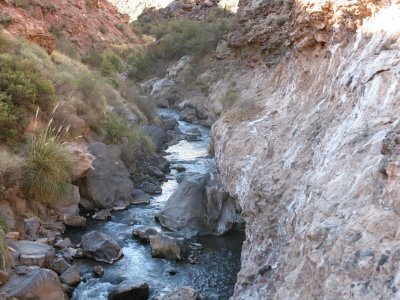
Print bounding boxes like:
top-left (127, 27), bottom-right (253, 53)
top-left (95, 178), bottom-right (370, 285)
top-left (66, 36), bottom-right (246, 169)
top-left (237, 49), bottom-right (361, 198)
top-left (0, 0), bottom-right (143, 53)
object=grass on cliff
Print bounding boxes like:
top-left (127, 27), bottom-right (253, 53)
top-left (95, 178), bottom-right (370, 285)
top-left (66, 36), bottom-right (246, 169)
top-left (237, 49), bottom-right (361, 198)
top-left (100, 112), bottom-right (154, 152)
top-left (23, 116), bottom-right (72, 204)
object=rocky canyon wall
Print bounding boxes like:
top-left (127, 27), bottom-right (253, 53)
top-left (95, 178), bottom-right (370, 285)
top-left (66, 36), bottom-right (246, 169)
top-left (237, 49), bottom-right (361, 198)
top-left (211, 1), bottom-right (400, 299)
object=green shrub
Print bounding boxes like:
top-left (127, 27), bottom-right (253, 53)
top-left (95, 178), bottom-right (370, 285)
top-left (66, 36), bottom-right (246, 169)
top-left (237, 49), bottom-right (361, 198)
top-left (82, 49), bottom-right (103, 68)
top-left (100, 51), bottom-right (123, 76)
top-left (24, 122), bottom-right (72, 203)
top-left (0, 54), bottom-right (56, 111)
top-left (0, 94), bottom-right (26, 144)
top-left (0, 219), bottom-right (7, 233)
top-left (127, 51), bottom-right (155, 81)
top-left (100, 112), bottom-right (130, 144)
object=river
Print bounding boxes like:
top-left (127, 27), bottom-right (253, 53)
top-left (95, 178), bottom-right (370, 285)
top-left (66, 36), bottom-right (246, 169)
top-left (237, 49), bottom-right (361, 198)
top-left (67, 109), bottom-right (244, 300)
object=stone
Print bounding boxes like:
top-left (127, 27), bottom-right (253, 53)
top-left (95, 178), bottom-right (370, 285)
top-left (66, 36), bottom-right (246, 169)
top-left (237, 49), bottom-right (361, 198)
top-left (165, 268), bottom-right (178, 276)
top-left (185, 128), bottom-right (202, 142)
top-left (80, 197), bottom-right (96, 211)
top-left (48, 257), bottom-right (70, 274)
top-left (59, 265), bottom-right (80, 286)
top-left (62, 214), bottom-right (87, 227)
top-left (141, 125), bottom-right (172, 151)
top-left (1, 268), bottom-right (64, 300)
top-left (108, 281), bottom-right (149, 300)
top-left (149, 233), bottom-right (186, 260)
top-left (160, 116), bottom-right (178, 131)
top-left (93, 209), bottom-right (112, 221)
top-left (0, 201), bottom-right (15, 230)
top-left (9, 240), bottom-right (55, 267)
top-left (69, 248), bottom-right (84, 258)
top-left (81, 143), bottom-right (134, 209)
top-left (131, 189), bottom-right (150, 205)
top-left (65, 144), bottom-right (94, 179)
top-left (156, 173), bottom-right (237, 237)
top-left (93, 265), bottom-right (104, 278)
top-left (62, 283), bottom-right (74, 296)
top-left (176, 165), bottom-right (186, 173)
top-left (179, 107), bottom-right (198, 124)
top-left (5, 232), bottom-right (19, 241)
top-left (52, 184), bottom-right (80, 216)
top-left (15, 265), bottom-right (33, 276)
top-left (132, 225), bottom-right (159, 243)
top-left (81, 231), bottom-right (122, 264)
top-left (54, 238), bottom-right (72, 249)
top-left (140, 182), bottom-right (162, 195)
top-left (160, 287), bottom-right (202, 300)
top-left (20, 254), bottom-right (46, 267)
top-left (0, 271), bottom-right (9, 286)
top-left (147, 166), bottom-right (165, 179)
top-left (23, 217), bottom-right (40, 240)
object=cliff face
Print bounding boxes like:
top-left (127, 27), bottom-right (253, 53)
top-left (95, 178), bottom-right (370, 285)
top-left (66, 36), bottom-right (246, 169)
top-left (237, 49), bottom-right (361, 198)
top-left (0, 0), bottom-right (141, 52)
top-left (211, 2), bottom-right (400, 299)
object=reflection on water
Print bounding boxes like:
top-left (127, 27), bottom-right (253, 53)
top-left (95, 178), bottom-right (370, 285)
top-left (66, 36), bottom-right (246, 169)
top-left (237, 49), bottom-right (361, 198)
top-left (68, 109), bottom-right (244, 300)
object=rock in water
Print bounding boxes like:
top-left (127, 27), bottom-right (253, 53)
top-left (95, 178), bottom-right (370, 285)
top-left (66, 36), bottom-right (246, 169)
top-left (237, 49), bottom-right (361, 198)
top-left (156, 173), bottom-right (237, 236)
top-left (82, 143), bottom-right (134, 209)
top-left (160, 287), bottom-right (202, 300)
top-left (81, 231), bottom-right (122, 264)
top-left (0, 268), bottom-right (64, 300)
top-left (132, 225), bottom-right (159, 243)
top-left (59, 265), bottom-right (80, 286)
top-left (108, 281), bottom-right (149, 300)
top-left (149, 233), bottom-right (185, 259)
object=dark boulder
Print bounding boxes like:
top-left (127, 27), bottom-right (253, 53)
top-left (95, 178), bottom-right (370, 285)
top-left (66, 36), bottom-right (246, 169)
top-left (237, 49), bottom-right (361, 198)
top-left (108, 281), bottom-right (149, 300)
top-left (81, 231), bottom-right (122, 264)
top-left (155, 173), bottom-right (237, 237)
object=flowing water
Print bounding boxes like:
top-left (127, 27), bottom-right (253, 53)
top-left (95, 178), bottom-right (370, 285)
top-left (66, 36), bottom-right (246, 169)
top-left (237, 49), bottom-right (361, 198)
top-left (67, 109), bottom-right (244, 300)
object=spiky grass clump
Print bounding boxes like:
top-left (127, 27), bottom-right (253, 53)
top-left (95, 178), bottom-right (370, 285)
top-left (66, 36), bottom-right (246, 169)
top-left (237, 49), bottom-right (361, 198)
top-left (24, 112), bottom-right (72, 204)
top-left (0, 229), bottom-right (10, 271)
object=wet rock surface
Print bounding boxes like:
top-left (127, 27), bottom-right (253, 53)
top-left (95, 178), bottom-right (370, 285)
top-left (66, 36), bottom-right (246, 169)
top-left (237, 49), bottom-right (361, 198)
top-left (108, 281), bottom-right (149, 300)
top-left (156, 173), bottom-right (238, 237)
top-left (81, 231), bottom-right (122, 264)
top-left (160, 286), bottom-right (202, 300)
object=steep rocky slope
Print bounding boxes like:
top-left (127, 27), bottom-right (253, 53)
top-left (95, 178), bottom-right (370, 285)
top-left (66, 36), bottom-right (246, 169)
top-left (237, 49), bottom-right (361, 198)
top-left (0, 0), bottom-right (142, 52)
top-left (209, 1), bottom-right (400, 299)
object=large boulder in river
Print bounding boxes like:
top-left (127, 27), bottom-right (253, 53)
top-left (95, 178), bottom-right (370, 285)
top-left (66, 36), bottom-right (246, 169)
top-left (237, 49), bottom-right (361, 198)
top-left (149, 233), bottom-right (186, 259)
top-left (160, 287), bottom-right (202, 300)
top-left (81, 231), bottom-right (122, 264)
top-left (0, 268), bottom-right (65, 300)
top-left (155, 173), bottom-right (237, 237)
top-left (80, 143), bottom-right (134, 209)
top-left (108, 281), bottom-right (149, 300)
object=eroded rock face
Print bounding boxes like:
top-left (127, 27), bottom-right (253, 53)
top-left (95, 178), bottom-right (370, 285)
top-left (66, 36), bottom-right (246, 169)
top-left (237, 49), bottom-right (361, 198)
top-left (211, 4), bottom-right (400, 300)
top-left (0, 268), bottom-right (64, 300)
top-left (82, 143), bottom-right (134, 209)
top-left (0, 0), bottom-right (142, 53)
top-left (156, 173), bottom-right (237, 236)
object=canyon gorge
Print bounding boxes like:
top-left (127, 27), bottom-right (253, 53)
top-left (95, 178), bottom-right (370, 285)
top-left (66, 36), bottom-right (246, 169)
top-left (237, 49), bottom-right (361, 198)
top-left (0, 0), bottom-right (399, 299)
